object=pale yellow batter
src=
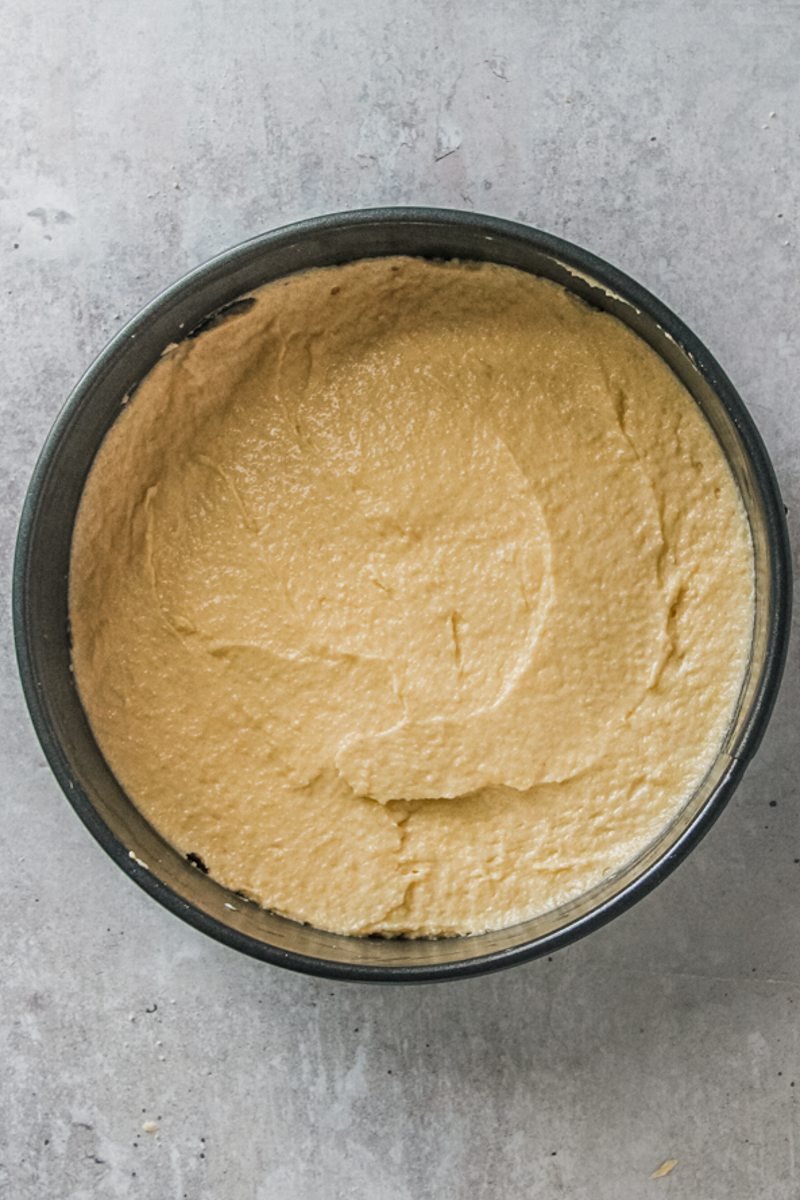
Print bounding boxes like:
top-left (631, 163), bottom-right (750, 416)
top-left (70, 258), bottom-right (754, 936)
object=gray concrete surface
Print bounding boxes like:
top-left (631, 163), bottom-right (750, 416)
top-left (2, 2), bottom-right (798, 1197)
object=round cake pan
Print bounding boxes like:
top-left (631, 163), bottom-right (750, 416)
top-left (13, 208), bottom-right (792, 982)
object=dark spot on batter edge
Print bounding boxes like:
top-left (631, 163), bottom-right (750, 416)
top-left (186, 296), bottom-right (256, 340)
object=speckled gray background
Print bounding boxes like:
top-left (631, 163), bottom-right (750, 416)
top-left (2, 2), bottom-right (799, 1198)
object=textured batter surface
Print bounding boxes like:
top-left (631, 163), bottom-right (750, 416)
top-left (70, 257), bottom-right (753, 936)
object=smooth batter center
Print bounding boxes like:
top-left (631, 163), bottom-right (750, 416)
top-left (70, 258), bottom-right (754, 936)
